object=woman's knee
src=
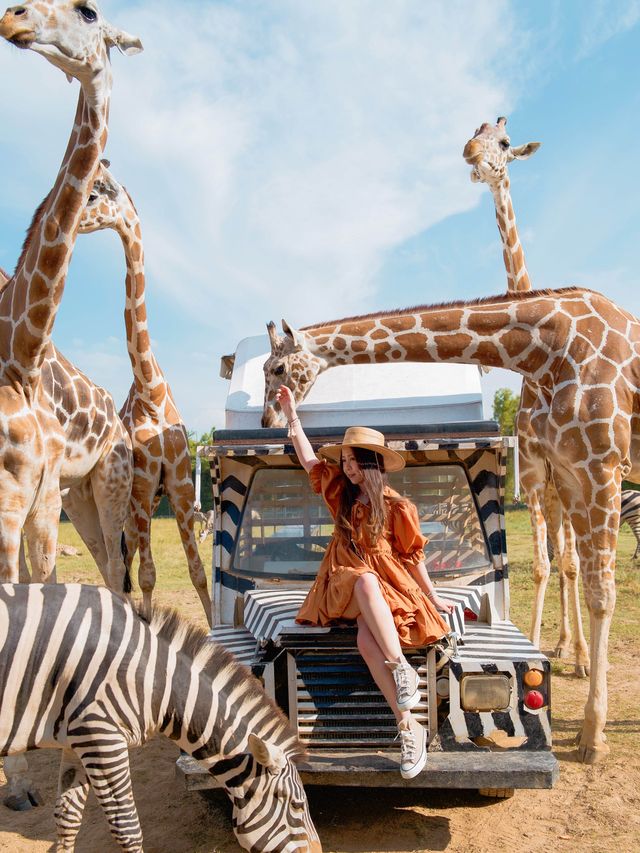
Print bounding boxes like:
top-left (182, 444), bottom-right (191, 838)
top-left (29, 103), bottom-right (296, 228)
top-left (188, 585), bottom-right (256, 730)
top-left (354, 572), bottom-right (380, 600)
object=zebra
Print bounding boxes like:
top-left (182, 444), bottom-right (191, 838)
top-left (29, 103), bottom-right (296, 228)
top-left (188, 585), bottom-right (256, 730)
top-left (0, 583), bottom-right (321, 852)
top-left (621, 489), bottom-right (640, 559)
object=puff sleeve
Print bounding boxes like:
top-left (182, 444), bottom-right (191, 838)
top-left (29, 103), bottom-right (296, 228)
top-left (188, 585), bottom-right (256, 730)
top-left (308, 460), bottom-right (344, 519)
top-left (390, 499), bottom-right (428, 566)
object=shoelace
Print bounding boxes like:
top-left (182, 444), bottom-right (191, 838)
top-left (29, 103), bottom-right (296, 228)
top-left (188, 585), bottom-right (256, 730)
top-left (396, 726), bottom-right (417, 760)
top-left (394, 663), bottom-right (411, 696)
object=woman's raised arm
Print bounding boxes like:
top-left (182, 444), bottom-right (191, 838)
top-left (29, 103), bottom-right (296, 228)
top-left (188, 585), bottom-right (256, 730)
top-left (275, 385), bottom-right (319, 473)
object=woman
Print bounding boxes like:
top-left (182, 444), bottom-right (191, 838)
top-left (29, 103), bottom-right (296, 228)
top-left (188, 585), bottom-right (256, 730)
top-left (276, 385), bottom-right (455, 779)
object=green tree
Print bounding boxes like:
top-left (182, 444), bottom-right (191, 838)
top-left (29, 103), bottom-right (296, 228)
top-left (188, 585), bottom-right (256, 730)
top-left (492, 387), bottom-right (519, 435)
top-left (492, 388), bottom-right (520, 505)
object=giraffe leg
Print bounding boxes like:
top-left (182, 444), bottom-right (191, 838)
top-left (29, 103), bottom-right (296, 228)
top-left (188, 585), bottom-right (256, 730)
top-left (75, 737), bottom-right (143, 851)
top-left (559, 514), bottom-right (589, 677)
top-left (545, 486), bottom-right (573, 659)
top-left (90, 440), bottom-right (133, 594)
top-left (54, 750), bottom-right (90, 849)
top-left (18, 536), bottom-right (31, 583)
top-left (23, 485), bottom-right (62, 585)
top-left (164, 461), bottom-right (212, 627)
top-left (553, 464), bottom-right (618, 764)
top-left (0, 510), bottom-right (28, 584)
top-left (521, 481), bottom-right (551, 650)
top-left (62, 485), bottom-right (110, 585)
top-left (123, 510), bottom-right (139, 572)
top-left (134, 504), bottom-right (156, 618)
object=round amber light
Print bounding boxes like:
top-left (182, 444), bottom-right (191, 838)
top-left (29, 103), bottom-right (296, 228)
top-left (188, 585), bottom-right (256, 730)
top-left (524, 669), bottom-right (544, 688)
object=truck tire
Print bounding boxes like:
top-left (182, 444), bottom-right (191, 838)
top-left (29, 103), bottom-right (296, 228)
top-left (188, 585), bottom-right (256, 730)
top-left (478, 787), bottom-right (515, 799)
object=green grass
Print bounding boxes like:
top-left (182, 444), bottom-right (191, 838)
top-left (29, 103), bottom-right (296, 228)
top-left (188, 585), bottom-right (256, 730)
top-left (53, 517), bottom-right (213, 627)
top-left (506, 507), bottom-right (640, 648)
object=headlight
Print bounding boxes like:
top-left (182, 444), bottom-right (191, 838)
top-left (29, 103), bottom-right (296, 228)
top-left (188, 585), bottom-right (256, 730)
top-left (460, 674), bottom-right (511, 712)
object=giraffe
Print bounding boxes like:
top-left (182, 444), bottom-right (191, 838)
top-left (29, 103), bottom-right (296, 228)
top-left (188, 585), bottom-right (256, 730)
top-left (261, 287), bottom-right (640, 764)
top-left (463, 116), bottom-right (589, 677)
top-left (0, 0), bottom-right (141, 811)
top-left (0, 1), bottom-right (140, 585)
top-left (77, 161), bottom-right (212, 625)
top-left (0, 249), bottom-right (134, 594)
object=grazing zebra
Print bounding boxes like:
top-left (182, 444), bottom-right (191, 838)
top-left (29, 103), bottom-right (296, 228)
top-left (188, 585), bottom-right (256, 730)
top-left (0, 584), bottom-right (321, 852)
top-left (621, 489), bottom-right (640, 559)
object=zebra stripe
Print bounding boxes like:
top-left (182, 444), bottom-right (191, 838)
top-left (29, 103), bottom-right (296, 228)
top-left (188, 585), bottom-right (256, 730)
top-left (0, 584), bottom-right (320, 853)
top-left (242, 586), bottom-right (481, 645)
top-left (621, 489), bottom-right (640, 558)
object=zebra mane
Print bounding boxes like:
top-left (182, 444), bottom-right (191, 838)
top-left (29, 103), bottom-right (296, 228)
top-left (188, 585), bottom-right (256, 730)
top-left (138, 601), bottom-right (306, 762)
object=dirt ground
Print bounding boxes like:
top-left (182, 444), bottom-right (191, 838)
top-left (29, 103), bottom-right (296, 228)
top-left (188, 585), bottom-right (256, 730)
top-left (0, 631), bottom-right (638, 853)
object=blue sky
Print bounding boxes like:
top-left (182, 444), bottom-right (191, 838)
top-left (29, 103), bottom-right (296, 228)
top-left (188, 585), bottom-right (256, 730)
top-left (1, 1), bottom-right (638, 432)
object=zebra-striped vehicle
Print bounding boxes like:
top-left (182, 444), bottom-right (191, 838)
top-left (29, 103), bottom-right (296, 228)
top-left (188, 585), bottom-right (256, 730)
top-left (180, 346), bottom-right (559, 796)
top-left (0, 583), bottom-right (320, 852)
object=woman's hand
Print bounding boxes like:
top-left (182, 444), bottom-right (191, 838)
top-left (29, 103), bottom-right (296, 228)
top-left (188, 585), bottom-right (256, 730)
top-left (430, 594), bottom-right (455, 614)
top-left (276, 384), bottom-right (297, 424)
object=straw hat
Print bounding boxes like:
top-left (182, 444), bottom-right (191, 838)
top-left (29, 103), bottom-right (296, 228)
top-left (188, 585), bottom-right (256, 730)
top-left (318, 426), bottom-right (405, 472)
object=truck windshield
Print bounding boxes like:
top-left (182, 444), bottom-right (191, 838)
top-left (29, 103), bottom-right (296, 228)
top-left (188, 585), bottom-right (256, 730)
top-left (232, 464), bottom-right (491, 580)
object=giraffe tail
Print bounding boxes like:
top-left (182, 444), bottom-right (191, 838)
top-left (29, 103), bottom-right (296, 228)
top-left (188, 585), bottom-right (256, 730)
top-left (121, 533), bottom-right (132, 594)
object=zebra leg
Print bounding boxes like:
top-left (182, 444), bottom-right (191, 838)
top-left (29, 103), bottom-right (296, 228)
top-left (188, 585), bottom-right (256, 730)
top-left (77, 738), bottom-right (143, 851)
top-left (54, 750), bottom-right (90, 849)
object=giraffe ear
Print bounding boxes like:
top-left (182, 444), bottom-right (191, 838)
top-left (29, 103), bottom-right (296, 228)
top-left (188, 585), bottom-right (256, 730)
top-left (281, 319), bottom-right (305, 351)
top-left (104, 25), bottom-right (144, 56)
top-left (511, 141), bottom-right (541, 160)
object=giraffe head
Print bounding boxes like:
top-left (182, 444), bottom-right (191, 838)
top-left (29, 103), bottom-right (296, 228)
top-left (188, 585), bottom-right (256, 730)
top-left (0, 1), bottom-right (142, 92)
top-left (261, 321), bottom-right (327, 428)
top-left (463, 116), bottom-right (540, 189)
top-left (78, 159), bottom-right (133, 234)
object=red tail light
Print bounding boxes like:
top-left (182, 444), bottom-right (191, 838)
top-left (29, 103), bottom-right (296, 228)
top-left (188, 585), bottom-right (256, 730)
top-left (524, 689), bottom-right (544, 710)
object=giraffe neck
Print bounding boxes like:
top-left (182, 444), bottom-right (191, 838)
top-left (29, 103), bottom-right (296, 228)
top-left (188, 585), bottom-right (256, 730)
top-left (116, 210), bottom-right (167, 404)
top-left (0, 73), bottom-right (111, 385)
top-left (303, 288), bottom-right (586, 384)
top-left (489, 177), bottom-right (532, 293)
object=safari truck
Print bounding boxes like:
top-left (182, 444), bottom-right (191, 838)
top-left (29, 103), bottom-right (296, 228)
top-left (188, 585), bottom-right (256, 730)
top-left (178, 335), bottom-right (559, 794)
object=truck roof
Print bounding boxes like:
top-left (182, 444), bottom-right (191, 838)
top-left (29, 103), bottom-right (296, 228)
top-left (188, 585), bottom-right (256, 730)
top-left (201, 420), bottom-right (513, 457)
top-left (223, 333), bottom-right (485, 429)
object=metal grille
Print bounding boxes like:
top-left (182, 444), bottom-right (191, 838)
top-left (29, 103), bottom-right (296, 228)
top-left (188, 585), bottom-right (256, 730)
top-left (288, 649), bottom-right (434, 749)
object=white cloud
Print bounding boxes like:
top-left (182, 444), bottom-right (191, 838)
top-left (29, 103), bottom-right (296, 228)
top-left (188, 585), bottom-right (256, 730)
top-left (0, 0), bottom-right (531, 430)
top-left (103, 0), bottom-right (520, 328)
top-left (576, 0), bottom-right (640, 57)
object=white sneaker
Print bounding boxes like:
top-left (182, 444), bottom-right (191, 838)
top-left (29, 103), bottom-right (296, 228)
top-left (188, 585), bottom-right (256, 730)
top-left (385, 658), bottom-right (420, 711)
top-left (397, 717), bottom-right (427, 779)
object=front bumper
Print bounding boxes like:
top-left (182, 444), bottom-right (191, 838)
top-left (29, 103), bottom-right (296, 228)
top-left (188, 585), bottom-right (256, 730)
top-left (177, 748), bottom-right (559, 790)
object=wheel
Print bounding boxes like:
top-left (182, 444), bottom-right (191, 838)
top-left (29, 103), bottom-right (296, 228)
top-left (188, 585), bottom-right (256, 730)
top-left (478, 787), bottom-right (514, 799)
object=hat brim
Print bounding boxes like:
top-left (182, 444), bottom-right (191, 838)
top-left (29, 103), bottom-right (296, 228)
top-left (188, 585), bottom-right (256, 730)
top-left (318, 441), bottom-right (405, 472)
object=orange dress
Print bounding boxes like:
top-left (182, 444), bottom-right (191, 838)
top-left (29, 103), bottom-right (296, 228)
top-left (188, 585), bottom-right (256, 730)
top-left (296, 461), bottom-right (449, 647)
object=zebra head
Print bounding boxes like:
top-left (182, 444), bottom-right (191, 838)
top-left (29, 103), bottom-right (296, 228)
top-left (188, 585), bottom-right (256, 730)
top-left (215, 734), bottom-right (321, 852)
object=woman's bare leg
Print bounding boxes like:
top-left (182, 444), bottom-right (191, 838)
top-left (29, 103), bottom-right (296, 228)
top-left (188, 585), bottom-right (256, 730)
top-left (357, 618), bottom-right (410, 724)
top-left (353, 573), bottom-right (403, 661)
